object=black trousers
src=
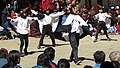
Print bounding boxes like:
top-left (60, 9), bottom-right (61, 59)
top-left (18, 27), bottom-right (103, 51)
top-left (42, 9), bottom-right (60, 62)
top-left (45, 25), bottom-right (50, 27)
top-left (69, 32), bottom-right (80, 61)
top-left (39, 25), bottom-right (55, 45)
top-left (79, 26), bottom-right (92, 39)
top-left (19, 34), bottom-right (28, 54)
top-left (95, 21), bottom-right (109, 39)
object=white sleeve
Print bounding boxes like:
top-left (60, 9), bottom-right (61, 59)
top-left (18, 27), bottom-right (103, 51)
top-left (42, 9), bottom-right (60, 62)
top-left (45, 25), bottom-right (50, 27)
top-left (31, 9), bottom-right (38, 15)
top-left (105, 13), bottom-right (111, 18)
top-left (76, 15), bottom-right (88, 26)
top-left (27, 17), bottom-right (38, 24)
top-left (11, 17), bottom-right (19, 22)
top-left (50, 11), bottom-right (65, 18)
top-left (76, 15), bottom-right (85, 23)
top-left (62, 14), bottom-right (74, 25)
top-left (27, 17), bottom-right (38, 20)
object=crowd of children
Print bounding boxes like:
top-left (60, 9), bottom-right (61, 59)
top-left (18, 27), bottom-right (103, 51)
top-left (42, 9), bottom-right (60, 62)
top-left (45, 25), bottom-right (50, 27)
top-left (1, 47), bottom-right (120, 68)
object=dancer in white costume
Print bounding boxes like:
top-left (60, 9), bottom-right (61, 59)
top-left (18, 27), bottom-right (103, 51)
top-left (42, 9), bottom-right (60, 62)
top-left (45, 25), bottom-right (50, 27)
top-left (35, 9), bottom-right (65, 48)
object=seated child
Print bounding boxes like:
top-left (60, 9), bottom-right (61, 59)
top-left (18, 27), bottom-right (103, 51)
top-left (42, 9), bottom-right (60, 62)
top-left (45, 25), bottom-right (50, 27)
top-left (57, 58), bottom-right (70, 68)
top-left (0, 48), bottom-right (9, 68)
top-left (2, 50), bottom-right (22, 68)
top-left (32, 53), bottom-right (51, 68)
top-left (44, 47), bottom-right (57, 68)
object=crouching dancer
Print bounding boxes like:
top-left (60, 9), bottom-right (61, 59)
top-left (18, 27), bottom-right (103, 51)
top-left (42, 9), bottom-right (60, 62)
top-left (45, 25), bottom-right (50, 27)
top-left (94, 9), bottom-right (111, 42)
top-left (37, 9), bottom-right (65, 49)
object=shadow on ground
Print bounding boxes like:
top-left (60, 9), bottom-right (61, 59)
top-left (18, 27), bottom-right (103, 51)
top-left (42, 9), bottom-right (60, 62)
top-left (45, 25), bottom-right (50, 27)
top-left (100, 38), bottom-right (118, 41)
top-left (28, 50), bottom-right (44, 55)
top-left (41, 43), bottom-right (69, 47)
top-left (21, 43), bottom-right (70, 57)
top-left (67, 57), bottom-right (94, 63)
top-left (21, 50), bottom-right (44, 57)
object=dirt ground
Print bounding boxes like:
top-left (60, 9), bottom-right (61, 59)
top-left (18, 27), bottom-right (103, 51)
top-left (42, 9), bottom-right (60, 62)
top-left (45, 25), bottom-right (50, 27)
top-left (0, 34), bottom-right (120, 68)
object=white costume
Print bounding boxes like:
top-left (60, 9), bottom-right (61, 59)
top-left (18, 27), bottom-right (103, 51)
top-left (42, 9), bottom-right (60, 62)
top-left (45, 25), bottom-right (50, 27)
top-left (37, 11), bottom-right (65, 33)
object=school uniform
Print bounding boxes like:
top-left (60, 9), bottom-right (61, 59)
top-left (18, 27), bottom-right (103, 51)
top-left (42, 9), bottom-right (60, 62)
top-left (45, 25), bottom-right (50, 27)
top-left (11, 17), bottom-right (33, 55)
top-left (63, 14), bottom-right (91, 39)
top-left (94, 12), bottom-right (111, 41)
top-left (37, 11), bottom-right (64, 47)
top-left (76, 15), bottom-right (92, 39)
top-left (63, 14), bottom-right (83, 64)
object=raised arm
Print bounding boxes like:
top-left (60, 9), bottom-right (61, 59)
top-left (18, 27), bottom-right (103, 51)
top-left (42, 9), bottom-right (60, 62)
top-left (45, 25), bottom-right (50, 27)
top-left (105, 13), bottom-right (111, 18)
top-left (31, 9), bottom-right (38, 15)
top-left (11, 17), bottom-right (19, 23)
top-left (62, 14), bottom-right (74, 25)
top-left (50, 11), bottom-right (65, 18)
top-left (76, 15), bottom-right (88, 26)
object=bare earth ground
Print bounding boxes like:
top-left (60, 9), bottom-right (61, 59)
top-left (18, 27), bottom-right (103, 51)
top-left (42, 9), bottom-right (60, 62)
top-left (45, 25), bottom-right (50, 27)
top-left (0, 34), bottom-right (120, 68)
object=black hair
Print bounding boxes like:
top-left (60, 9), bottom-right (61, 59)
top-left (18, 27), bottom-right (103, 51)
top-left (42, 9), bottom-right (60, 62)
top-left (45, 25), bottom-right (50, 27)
top-left (70, 4), bottom-right (78, 14)
top-left (100, 61), bottom-right (114, 68)
top-left (44, 9), bottom-right (53, 15)
top-left (37, 12), bottom-right (45, 19)
top-left (93, 51), bottom-right (105, 64)
top-left (57, 58), bottom-right (70, 68)
top-left (2, 50), bottom-right (21, 68)
top-left (37, 53), bottom-right (50, 66)
top-left (84, 65), bottom-right (93, 68)
top-left (8, 50), bottom-right (20, 65)
top-left (20, 12), bottom-right (27, 19)
top-left (0, 48), bottom-right (8, 59)
top-left (44, 47), bottom-right (55, 61)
